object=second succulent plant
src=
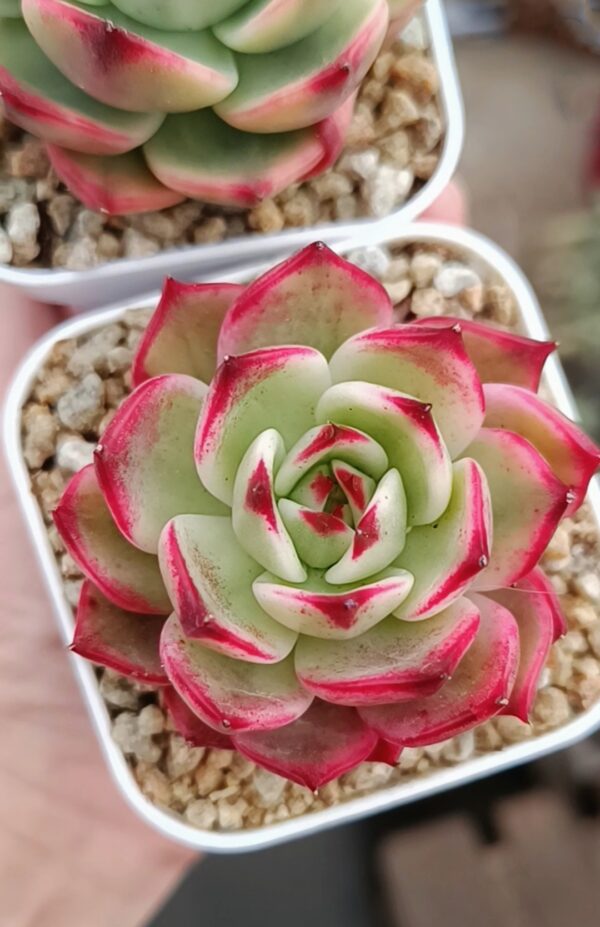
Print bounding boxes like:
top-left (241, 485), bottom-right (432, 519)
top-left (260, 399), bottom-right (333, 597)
top-left (53, 243), bottom-right (600, 790)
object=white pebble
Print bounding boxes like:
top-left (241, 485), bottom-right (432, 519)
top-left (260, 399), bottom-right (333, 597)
top-left (434, 262), bottom-right (482, 298)
top-left (347, 245), bottom-right (390, 278)
top-left (340, 148), bottom-right (380, 180)
top-left (401, 16), bottom-right (428, 50)
top-left (362, 165), bottom-right (415, 218)
top-left (56, 436), bottom-right (96, 472)
top-left (573, 572), bottom-right (600, 604)
top-left (57, 372), bottom-right (104, 431)
top-left (0, 224), bottom-right (13, 263)
top-left (6, 202), bottom-right (40, 263)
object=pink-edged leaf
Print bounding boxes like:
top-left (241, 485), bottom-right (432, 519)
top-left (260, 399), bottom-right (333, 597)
top-left (161, 687), bottom-right (233, 749)
top-left (214, 0), bottom-right (388, 133)
top-left (366, 739), bottom-right (402, 765)
top-left (485, 568), bottom-right (562, 721)
top-left (72, 581), bottom-right (168, 684)
top-left (465, 428), bottom-right (570, 591)
top-left (253, 567), bottom-right (414, 640)
top-left (132, 280), bottom-right (244, 388)
top-left (412, 317), bottom-right (556, 391)
top-left (295, 597), bottom-right (480, 706)
top-left (301, 92), bottom-right (357, 181)
top-left (233, 701), bottom-right (378, 790)
top-left (274, 423), bottom-right (388, 498)
top-left (394, 459), bottom-right (492, 621)
top-left (331, 460), bottom-right (376, 523)
top-left (54, 465), bottom-right (170, 615)
top-left (159, 515), bottom-right (297, 664)
top-left (95, 374), bottom-right (227, 554)
top-left (325, 469), bottom-right (407, 585)
top-left (47, 145), bottom-right (185, 215)
top-left (195, 346), bottom-right (331, 505)
top-left (232, 429), bottom-right (305, 582)
top-left (483, 384), bottom-right (600, 514)
top-left (329, 323), bottom-right (485, 457)
top-left (278, 499), bottom-right (354, 570)
top-left (217, 242), bottom-right (393, 362)
top-left (160, 614), bottom-right (312, 734)
top-left (361, 595), bottom-right (519, 746)
top-left (317, 381), bottom-right (453, 526)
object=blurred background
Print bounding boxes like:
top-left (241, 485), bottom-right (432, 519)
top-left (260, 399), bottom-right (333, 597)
top-left (148, 3), bottom-right (600, 925)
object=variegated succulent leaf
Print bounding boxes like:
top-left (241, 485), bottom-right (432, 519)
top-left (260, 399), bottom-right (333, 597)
top-left (0, 0), bottom-right (410, 212)
top-left (54, 243), bottom-right (600, 788)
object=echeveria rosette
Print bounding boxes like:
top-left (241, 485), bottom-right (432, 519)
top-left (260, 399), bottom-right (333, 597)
top-left (53, 243), bottom-right (600, 791)
top-left (0, 0), bottom-right (417, 214)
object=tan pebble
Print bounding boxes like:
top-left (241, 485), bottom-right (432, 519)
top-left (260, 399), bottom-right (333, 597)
top-left (97, 232), bottom-right (121, 260)
top-left (485, 285), bottom-right (517, 325)
top-left (251, 767), bottom-right (287, 808)
top-left (566, 598), bottom-right (598, 629)
top-left (229, 753), bottom-right (255, 780)
top-left (495, 716), bottom-right (533, 744)
top-left (411, 110), bottom-right (444, 154)
top-left (217, 798), bottom-right (248, 830)
top-left (379, 88), bottom-right (420, 130)
top-left (47, 194), bottom-right (76, 236)
top-left (575, 656), bottom-right (600, 680)
top-left (475, 723), bottom-right (503, 751)
top-left (99, 670), bottom-right (142, 710)
top-left (458, 285), bottom-right (484, 314)
top-left (207, 749), bottom-right (235, 770)
top-left (105, 377), bottom-right (126, 408)
top-left (441, 731), bottom-right (475, 763)
top-left (60, 552), bottom-right (81, 579)
top-left (185, 799), bottom-right (218, 830)
top-left (542, 525), bottom-right (571, 572)
top-left (171, 775), bottom-right (196, 808)
top-left (273, 803), bottom-right (291, 822)
top-left (211, 785), bottom-right (241, 802)
top-left (67, 324), bottom-right (124, 376)
top-left (345, 762), bottom-right (394, 791)
top-left (410, 251), bottom-right (442, 288)
top-left (7, 202), bottom-right (40, 264)
top-left (133, 211), bottom-right (178, 241)
top-left (339, 148), bottom-right (380, 180)
top-left (385, 278), bottom-right (413, 304)
top-left (532, 686), bottom-right (571, 728)
top-left (334, 195), bottom-right (359, 220)
top-left (398, 747), bottom-right (424, 771)
top-left (247, 199), bottom-right (284, 234)
top-left (122, 227), bottom-right (160, 259)
top-left (588, 623), bottom-right (600, 659)
top-left (47, 524), bottom-right (65, 554)
top-left (245, 807), bottom-right (265, 828)
top-left (548, 648), bottom-right (573, 688)
top-left (6, 137), bottom-right (50, 179)
top-left (194, 763), bottom-right (224, 798)
top-left (22, 403), bottom-right (59, 468)
top-left (412, 151), bottom-right (440, 180)
top-left (319, 780), bottom-right (342, 804)
top-left (345, 102), bottom-right (376, 146)
top-left (310, 171), bottom-right (354, 200)
top-left (392, 54), bottom-right (439, 100)
top-left (415, 757), bottom-right (430, 774)
top-left (579, 677), bottom-right (600, 709)
top-left (193, 216), bottom-right (227, 244)
top-left (137, 764), bottom-right (172, 805)
top-left (362, 78), bottom-right (386, 106)
top-left (572, 572), bottom-right (600, 604)
top-left (560, 629), bottom-right (588, 656)
top-left (64, 578), bottom-right (83, 608)
top-left (98, 410), bottom-right (116, 436)
top-left (372, 50), bottom-right (395, 83)
top-left (112, 711), bottom-right (162, 763)
top-left (72, 209), bottom-right (105, 239)
top-left (138, 704), bottom-right (165, 736)
top-left (33, 368), bottom-right (73, 405)
top-left (411, 286), bottom-right (446, 317)
top-left (32, 469), bottom-right (66, 519)
top-left (281, 190), bottom-right (318, 227)
top-left (378, 129), bottom-right (411, 168)
top-left (550, 574), bottom-right (568, 596)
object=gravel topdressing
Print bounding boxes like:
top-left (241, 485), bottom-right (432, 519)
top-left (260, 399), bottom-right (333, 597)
top-left (0, 21), bottom-right (443, 272)
top-left (18, 240), bottom-right (600, 834)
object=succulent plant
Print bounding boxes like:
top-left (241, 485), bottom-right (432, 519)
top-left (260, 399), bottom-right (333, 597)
top-left (0, 0), bottom-right (419, 214)
top-left (53, 244), bottom-right (600, 790)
